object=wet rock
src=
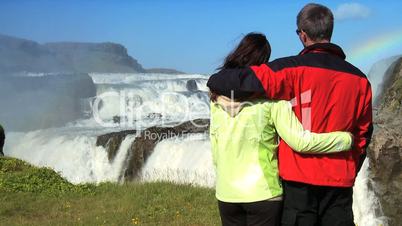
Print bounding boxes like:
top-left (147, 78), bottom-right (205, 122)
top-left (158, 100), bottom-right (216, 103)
top-left (146, 113), bottom-right (163, 120)
top-left (186, 79), bottom-right (199, 92)
top-left (368, 124), bottom-right (402, 226)
top-left (96, 130), bottom-right (136, 162)
top-left (113, 116), bottom-right (121, 124)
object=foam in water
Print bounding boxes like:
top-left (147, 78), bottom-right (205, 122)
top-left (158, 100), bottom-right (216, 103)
top-left (353, 161), bottom-right (388, 226)
top-left (89, 73), bottom-right (209, 87)
top-left (141, 133), bottom-right (215, 188)
top-left (89, 73), bottom-right (210, 128)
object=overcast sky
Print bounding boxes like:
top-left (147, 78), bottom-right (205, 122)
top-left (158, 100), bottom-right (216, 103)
top-left (1, 0), bottom-right (402, 74)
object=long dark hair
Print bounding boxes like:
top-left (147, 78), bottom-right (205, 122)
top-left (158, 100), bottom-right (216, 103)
top-left (210, 32), bottom-right (271, 101)
top-left (220, 32), bottom-right (271, 69)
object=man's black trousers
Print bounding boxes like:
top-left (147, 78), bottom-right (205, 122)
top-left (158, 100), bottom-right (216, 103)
top-left (281, 180), bottom-right (354, 226)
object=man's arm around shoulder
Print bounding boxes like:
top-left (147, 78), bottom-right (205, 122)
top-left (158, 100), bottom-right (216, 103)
top-left (207, 61), bottom-right (294, 100)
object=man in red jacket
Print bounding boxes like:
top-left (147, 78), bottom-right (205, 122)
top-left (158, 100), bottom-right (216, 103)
top-left (207, 3), bottom-right (373, 226)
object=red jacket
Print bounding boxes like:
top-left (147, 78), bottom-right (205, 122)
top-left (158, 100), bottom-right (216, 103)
top-left (207, 43), bottom-right (373, 187)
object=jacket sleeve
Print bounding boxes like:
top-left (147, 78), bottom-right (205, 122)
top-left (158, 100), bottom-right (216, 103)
top-left (271, 101), bottom-right (353, 154)
top-left (207, 67), bottom-right (264, 99)
top-left (210, 132), bottom-right (218, 168)
top-left (353, 81), bottom-right (374, 172)
top-left (207, 62), bottom-right (294, 100)
top-left (209, 103), bottom-right (219, 167)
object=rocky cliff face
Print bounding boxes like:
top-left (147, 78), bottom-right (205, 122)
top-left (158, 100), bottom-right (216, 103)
top-left (368, 57), bottom-right (402, 226)
top-left (0, 34), bottom-right (145, 73)
top-left (44, 42), bottom-right (146, 73)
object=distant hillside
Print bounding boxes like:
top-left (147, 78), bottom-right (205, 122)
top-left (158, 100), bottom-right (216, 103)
top-left (0, 34), bottom-right (178, 74)
top-left (44, 42), bottom-right (146, 73)
top-left (146, 68), bottom-right (186, 74)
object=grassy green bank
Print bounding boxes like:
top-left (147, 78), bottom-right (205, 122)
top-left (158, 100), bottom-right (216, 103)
top-left (0, 157), bottom-right (220, 226)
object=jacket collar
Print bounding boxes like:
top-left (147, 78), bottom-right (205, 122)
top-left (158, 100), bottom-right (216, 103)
top-left (299, 43), bottom-right (346, 60)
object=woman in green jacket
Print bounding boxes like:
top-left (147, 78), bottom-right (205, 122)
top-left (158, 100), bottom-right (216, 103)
top-left (209, 33), bottom-right (353, 226)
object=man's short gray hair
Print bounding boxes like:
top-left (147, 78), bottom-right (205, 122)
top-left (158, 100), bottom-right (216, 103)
top-left (297, 3), bottom-right (334, 41)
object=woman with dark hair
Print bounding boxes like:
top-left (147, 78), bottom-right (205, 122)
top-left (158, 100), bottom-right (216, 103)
top-left (221, 33), bottom-right (271, 69)
top-left (210, 33), bottom-right (270, 102)
top-left (209, 33), bottom-right (353, 226)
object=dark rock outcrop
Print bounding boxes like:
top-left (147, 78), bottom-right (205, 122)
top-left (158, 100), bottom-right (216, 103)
top-left (96, 130), bottom-right (136, 161)
top-left (0, 34), bottom-right (145, 73)
top-left (186, 79), bottom-right (199, 92)
top-left (0, 73), bottom-right (96, 131)
top-left (95, 119), bottom-right (210, 180)
top-left (368, 57), bottom-right (402, 226)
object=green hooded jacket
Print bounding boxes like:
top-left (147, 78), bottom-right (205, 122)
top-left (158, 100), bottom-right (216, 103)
top-left (210, 97), bottom-right (352, 203)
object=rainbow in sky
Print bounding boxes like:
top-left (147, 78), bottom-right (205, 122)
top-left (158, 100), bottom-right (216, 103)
top-left (347, 29), bottom-right (402, 71)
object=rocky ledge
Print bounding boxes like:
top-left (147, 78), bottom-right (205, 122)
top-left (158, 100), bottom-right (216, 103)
top-left (96, 130), bottom-right (137, 162)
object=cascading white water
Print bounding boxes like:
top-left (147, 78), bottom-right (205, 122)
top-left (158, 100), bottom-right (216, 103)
top-left (4, 72), bottom-right (210, 185)
top-left (353, 161), bottom-right (387, 225)
top-left (141, 133), bottom-right (215, 187)
top-left (89, 73), bottom-right (210, 128)
top-left (5, 129), bottom-right (136, 184)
